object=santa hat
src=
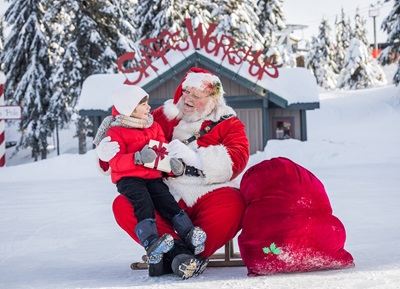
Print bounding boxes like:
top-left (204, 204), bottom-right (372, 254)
top-left (111, 84), bottom-right (148, 116)
top-left (173, 67), bottom-right (225, 104)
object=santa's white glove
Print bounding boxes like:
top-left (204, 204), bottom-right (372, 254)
top-left (168, 139), bottom-right (203, 170)
top-left (96, 136), bottom-right (120, 162)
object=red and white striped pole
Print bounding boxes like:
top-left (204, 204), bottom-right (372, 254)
top-left (0, 71), bottom-right (6, 167)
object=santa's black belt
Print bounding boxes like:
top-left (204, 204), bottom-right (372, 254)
top-left (184, 165), bottom-right (204, 177)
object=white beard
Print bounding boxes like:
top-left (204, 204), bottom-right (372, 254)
top-left (176, 98), bottom-right (216, 122)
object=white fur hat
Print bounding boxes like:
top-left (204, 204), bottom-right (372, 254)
top-left (181, 72), bottom-right (224, 98)
top-left (111, 84), bottom-right (148, 116)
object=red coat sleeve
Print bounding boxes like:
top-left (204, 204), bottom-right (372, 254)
top-left (197, 116), bottom-right (250, 181)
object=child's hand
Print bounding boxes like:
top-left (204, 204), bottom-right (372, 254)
top-left (170, 158), bottom-right (184, 176)
top-left (134, 145), bottom-right (157, 164)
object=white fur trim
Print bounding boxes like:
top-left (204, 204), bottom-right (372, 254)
top-left (182, 72), bottom-right (223, 93)
top-left (165, 176), bottom-right (238, 207)
top-left (163, 99), bottom-right (179, 120)
top-left (198, 144), bottom-right (233, 183)
top-left (112, 85), bottom-right (148, 116)
top-left (182, 72), bottom-right (227, 106)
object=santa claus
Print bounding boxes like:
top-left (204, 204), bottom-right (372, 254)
top-left (96, 67), bottom-right (250, 279)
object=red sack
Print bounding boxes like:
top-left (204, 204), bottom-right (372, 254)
top-left (238, 157), bottom-right (354, 276)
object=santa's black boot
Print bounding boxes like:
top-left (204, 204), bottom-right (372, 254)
top-left (135, 218), bottom-right (174, 264)
top-left (148, 259), bottom-right (164, 277)
top-left (171, 210), bottom-right (207, 255)
top-left (165, 239), bottom-right (209, 280)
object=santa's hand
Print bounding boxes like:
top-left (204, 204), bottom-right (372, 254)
top-left (170, 158), bottom-right (184, 176)
top-left (96, 136), bottom-right (120, 161)
top-left (168, 139), bottom-right (203, 170)
top-left (134, 145), bottom-right (157, 164)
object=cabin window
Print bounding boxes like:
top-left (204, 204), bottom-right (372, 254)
top-left (273, 117), bottom-right (293, 139)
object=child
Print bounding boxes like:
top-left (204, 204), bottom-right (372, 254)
top-left (94, 84), bottom-right (206, 271)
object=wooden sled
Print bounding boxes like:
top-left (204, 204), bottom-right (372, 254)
top-left (131, 239), bottom-right (244, 270)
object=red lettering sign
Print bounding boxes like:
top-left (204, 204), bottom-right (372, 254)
top-left (117, 18), bottom-right (279, 84)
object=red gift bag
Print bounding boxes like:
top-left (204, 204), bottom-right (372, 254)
top-left (238, 157), bottom-right (354, 276)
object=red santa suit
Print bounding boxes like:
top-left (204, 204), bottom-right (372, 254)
top-left (112, 68), bottom-right (250, 257)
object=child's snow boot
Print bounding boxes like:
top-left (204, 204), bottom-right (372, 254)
top-left (185, 227), bottom-right (207, 255)
top-left (171, 210), bottom-right (207, 255)
top-left (135, 218), bottom-right (174, 264)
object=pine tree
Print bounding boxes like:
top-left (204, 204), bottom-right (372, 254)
top-left (337, 8), bottom-right (386, 89)
top-left (1, 0), bottom-right (53, 161)
top-left (378, 0), bottom-right (400, 85)
top-left (45, 0), bottom-right (138, 154)
top-left (336, 38), bottom-right (386, 89)
top-left (47, 0), bottom-right (139, 124)
top-left (45, 0), bottom-right (76, 139)
top-left (134, 0), bottom-right (160, 43)
top-left (308, 18), bottom-right (337, 89)
top-left (211, 0), bottom-right (264, 50)
top-left (134, 0), bottom-right (213, 53)
top-left (182, 0), bottom-right (214, 28)
top-left (0, 18), bottom-right (4, 52)
top-left (115, 0), bottom-right (140, 54)
top-left (335, 8), bottom-right (352, 72)
top-left (257, 0), bottom-right (286, 64)
top-left (352, 7), bottom-right (369, 46)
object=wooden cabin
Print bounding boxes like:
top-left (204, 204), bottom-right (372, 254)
top-left (78, 49), bottom-right (319, 154)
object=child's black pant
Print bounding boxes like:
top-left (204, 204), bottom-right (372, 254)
top-left (116, 177), bottom-right (181, 222)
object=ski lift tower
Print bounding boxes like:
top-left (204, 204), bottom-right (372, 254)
top-left (278, 24), bottom-right (308, 52)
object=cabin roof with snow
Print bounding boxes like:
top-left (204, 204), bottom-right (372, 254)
top-left (78, 47), bottom-right (319, 114)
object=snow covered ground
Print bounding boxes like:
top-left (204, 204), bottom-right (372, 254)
top-left (1, 68), bottom-right (400, 288)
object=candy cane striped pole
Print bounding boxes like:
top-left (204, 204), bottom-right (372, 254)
top-left (0, 71), bottom-right (6, 167)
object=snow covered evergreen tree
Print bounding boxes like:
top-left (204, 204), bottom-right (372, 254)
top-left (336, 38), bottom-right (386, 89)
top-left (46, 0), bottom-right (139, 128)
top-left (0, 0), bottom-right (53, 161)
top-left (378, 0), bottom-right (400, 85)
top-left (45, 0), bottom-right (138, 154)
top-left (337, 8), bottom-right (386, 89)
top-left (307, 18), bottom-right (337, 89)
top-left (211, 0), bottom-right (264, 50)
top-left (133, 0), bottom-right (163, 42)
top-left (45, 0), bottom-right (76, 139)
top-left (278, 44), bottom-right (297, 67)
top-left (134, 0), bottom-right (213, 54)
top-left (0, 18), bottom-right (4, 53)
top-left (182, 0), bottom-right (215, 29)
top-left (305, 36), bottom-right (318, 68)
top-left (115, 0), bottom-right (140, 54)
top-left (352, 7), bottom-right (369, 46)
top-left (335, 8), bottom-right (352, 72)
top-left (257, 0), bottom-right (286, 64)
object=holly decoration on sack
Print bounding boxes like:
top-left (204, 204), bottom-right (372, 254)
top-left (263, 243), bottom-right (281, 255)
